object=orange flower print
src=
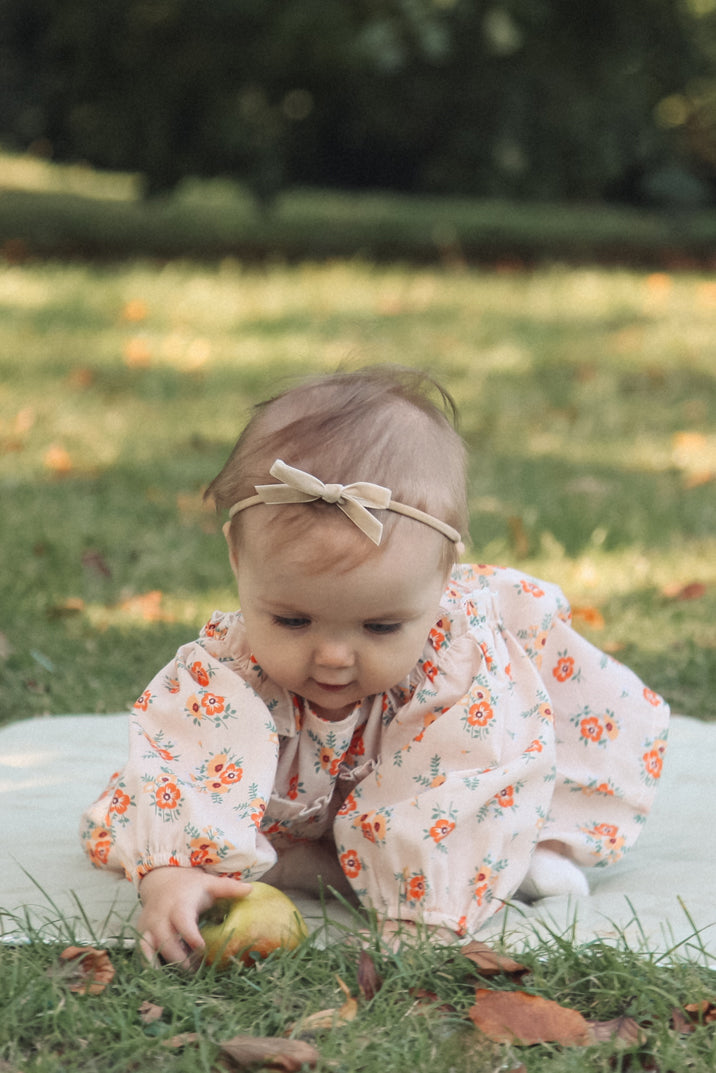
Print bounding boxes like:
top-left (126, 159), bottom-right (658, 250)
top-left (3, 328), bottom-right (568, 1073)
top-left (643, 748), bottom-right (664, 780)
top-left (406, 874), bottom-right (427, 902)
top-left (580, 716), bottom-right (604, 744)
top-left (186, 693), bottom-right (202, 719)
top-left (495, 786), bottom-right (515, 808)
top-left (478, 642), bottom-right (495, 671)
top-left (220, 764), bottom-right (243, 786)
top-left (189, 836), bottom-right (219, 867)
top-left (347, 727), bottom-right (365, 758)
top-left (201, 693), bottom-right (225, 717)
top-left (604, 715), bottom-right (620, 740)
top-left (525, 738), bottom-right (544, 753)
top-left (643, 687), bottom-right (661, 707)
top-left (521, 580), bottom-right (545, 598)
top-left (134, 689), bottom-right (152, 712)
top-left (591, 823), bottom-right (618, 839)
top-left (430, 818), bottom-right (455, 843)
top-left (360, 812), bottom-right (387, 843)
top-left (189, 661), bottom-right (210, 687)
top-left (156, 782), bottom-right (181, 810)
top-left (86, 827), bottom-right (113, 867)
top-left (108, 789), bottom-right (130, 816)
top-left (422, 659), bottom-right (439, 683)
top-left (319, 747), bottom-right (341, 776)
top-left (466, 700), bottom-right (495, 728)
top-left (287, 774), bottom-right (300, 800)
top-left (250, 798), bottom-right (266, 828)
top-left (337, 792), bottom-right (357, 816)
top-left (552, 655), bottom-right (575, 682)
top-left (340, 849), bottom-right (362, 879)
top-left (164, 676), bottom-right (180, 694)
top-left (539, 702), bottom-right (554, 722)
top-left (429, 624), bottom-right (447, 651)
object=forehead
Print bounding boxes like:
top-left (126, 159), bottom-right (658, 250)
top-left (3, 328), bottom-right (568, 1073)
top-left (238, 508), bottom-right (445, 609)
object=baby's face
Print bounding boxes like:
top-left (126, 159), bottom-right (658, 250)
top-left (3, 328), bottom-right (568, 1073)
top-left (231, 515), bottom-right (448, 721)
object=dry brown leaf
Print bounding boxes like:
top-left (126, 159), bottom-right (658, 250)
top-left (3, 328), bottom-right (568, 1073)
top-left (219, 1035), bottom-right (320, 1070)
top-left (468, 988), bottom-right (592, 1046)
top-left (292, 975), bottom-right (357, 1033)
top-left (357, 949), bottom-right (382, 1000)
top-left (587, 1015), bottom-right (647, 1046)
top-left (138, 1000), bottom-right (164, 1025)
top-left (161, 1032), bottom-right (200, 1049)
top-left (460, 941), bottom-right (529, 978)
top-left (82, 549), bottom-right (112, 578)
top-left (676, 998), bottom-right (716, 1030)
top-left (56, 946), bottom-right (115, 995)
top-left (662, 581), bottom-right (708, 601)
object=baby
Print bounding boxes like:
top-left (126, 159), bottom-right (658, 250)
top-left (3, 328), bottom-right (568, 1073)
top-left (81, 366), bottom-right (669, 964)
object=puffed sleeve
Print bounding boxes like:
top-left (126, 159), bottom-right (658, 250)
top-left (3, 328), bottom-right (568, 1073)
top-left (79, 612), bottom-right (280, 885)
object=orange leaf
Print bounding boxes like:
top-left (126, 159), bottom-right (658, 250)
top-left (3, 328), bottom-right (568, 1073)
top-left (138, 1001), bottom-right (164, 1024)
top-left (461, 941), bottom-right (529, 978)
top-left (43, 444), bottom-right (73, 474)
top-left (469, 988), bottom-right (592, 1046)
top-left (292, 976), bottom-right (357, 1033)
top-left (57, 946), bottom-right (115, 995)
top-left (219, 1035), bottom-right (319, 1070)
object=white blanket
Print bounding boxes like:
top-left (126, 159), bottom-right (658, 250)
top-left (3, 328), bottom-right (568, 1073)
top-left (1, 714), bottom-right (713, 960)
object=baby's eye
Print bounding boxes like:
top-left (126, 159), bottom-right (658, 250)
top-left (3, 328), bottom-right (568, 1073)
top-left (272, 615), bottom-right (310, 629)
top-left (364, 622), bottom-right (402, 635)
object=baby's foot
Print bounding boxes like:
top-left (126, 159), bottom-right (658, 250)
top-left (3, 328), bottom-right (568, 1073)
top-left (517, 845), bottom-right (589, 901)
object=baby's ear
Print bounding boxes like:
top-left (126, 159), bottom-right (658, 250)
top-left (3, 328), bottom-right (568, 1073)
top-left (222, 520), bottom-right (240, 578)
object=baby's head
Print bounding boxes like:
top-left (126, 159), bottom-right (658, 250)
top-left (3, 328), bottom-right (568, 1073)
top-left (206, 365), bottom-right (468, 576)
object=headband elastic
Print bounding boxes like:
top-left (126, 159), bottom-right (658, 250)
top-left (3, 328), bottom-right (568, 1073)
top-left (227, 459), bottom-right (462, 547)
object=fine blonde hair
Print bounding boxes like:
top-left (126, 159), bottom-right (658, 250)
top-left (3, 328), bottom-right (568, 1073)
top-left (205, 366), bottom-right (468, 572)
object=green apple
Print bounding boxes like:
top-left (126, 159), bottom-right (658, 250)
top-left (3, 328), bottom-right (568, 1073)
top-left (199, 882), bottom-right (308, 968)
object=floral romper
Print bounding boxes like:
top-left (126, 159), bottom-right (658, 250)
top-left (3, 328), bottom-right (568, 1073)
top-left (80, 564), bottom-right (670, 935)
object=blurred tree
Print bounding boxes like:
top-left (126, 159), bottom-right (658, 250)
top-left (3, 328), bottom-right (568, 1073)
top-left (0, 0), bottom-right (713, 206)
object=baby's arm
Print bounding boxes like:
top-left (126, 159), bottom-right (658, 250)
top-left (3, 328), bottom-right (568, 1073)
top-left (137, 866), bottom-right (251, 967)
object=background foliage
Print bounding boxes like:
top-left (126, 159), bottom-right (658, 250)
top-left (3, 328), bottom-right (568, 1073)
top-left (1, 0), bottom-right (716, 207)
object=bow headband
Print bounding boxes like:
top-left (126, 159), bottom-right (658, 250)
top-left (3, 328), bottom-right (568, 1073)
top-left (227, 459), bottom-right (461, 546)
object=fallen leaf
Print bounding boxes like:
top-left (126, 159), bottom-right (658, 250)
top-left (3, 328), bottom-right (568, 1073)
top-left (161, 1032), bottom-right (200, 1049)
top-left (408, 988), bottom-right (456, 1016)
top-left (117, 590), bottom-right (173, 622)
top-left (357, 949), bottom-right (382, 1000)
top-left (678, 998), bottom-right (716, 1029)
top-left (47, 597), bottom-right (85, 619)
top-left (571, 606), bottom-right (606, 630)
top-left (122, 299), bottom-right (149, 323)
top-left (588, 1015), bottom-right (647, 1046)
top-left (219, 1035), bottom-right (319, 1070)
top-left (460, 941), bottom-right (529, 978)
top-left (138, 1001), bottom-right (164, 1024)
top-left (82, 549), bottom-right (112, 578)
top-left (662, 581), bottom-right (707, 601)
top-left (292, 975), bottom-right (357, 1033)
top-left (55, 946), bottom-right (115, 995)
top-left (468, 988), bottom-right (592, 1046)
top-left (123, 336), bottom-right (152, 367)
top-left (44, 444), bottom-right (73, 474)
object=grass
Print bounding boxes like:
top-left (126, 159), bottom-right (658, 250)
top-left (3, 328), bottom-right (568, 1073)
top-left (0, 254), bottom-right (714, 721)
top-left (1, 910), bottom-right (715, 1073)
top-left (0, 151), bottom-right (715, 1071)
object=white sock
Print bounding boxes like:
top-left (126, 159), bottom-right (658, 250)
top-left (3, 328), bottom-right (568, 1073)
top-left (517, 845), bottom-right (589, 901)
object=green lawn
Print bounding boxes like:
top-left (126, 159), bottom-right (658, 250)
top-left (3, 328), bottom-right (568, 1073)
top-left (1, 152), bottom-right (715, 1073)
top-left (1, 254), bottom-right (714, 722)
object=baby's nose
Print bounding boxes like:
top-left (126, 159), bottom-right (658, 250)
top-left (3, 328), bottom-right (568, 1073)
top-left (314, 639), bottom-right (355, 668)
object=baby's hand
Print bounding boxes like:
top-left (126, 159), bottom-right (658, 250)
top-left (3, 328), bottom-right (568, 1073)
top-left (137, 866), bottom-right (251, 967)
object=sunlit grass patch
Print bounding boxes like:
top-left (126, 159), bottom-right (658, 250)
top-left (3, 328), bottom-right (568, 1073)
top-left (0, 257), bottom-right (714, 721)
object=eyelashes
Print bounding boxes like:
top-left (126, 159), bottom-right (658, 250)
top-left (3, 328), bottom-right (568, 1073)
top-left (271, 615), bottom-right (401, 635)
